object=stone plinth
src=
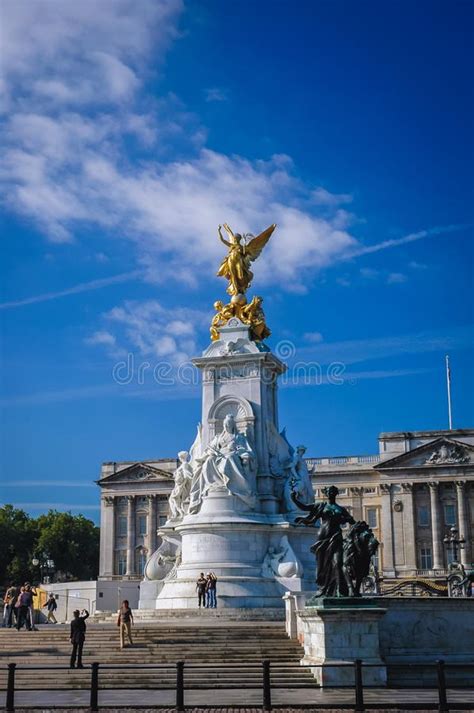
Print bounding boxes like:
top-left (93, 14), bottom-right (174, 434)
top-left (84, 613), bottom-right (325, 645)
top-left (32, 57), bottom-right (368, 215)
top-left (299, 599), bottom-right (387, 687)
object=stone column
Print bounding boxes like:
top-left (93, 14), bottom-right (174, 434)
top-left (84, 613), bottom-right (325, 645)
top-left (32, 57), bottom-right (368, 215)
top-left (380, 484), bottom-right (395, 577)
top-left (350, 486), bottom-right (364, 521)
top-left (146, 494), bottom-right (157, 557)
top-left (455, 481), bottom-right (470, 566)
top-left (99, 496), bottom-right (115, 577)
top-left (400, 483), bottom-right (417, 573)
top-left (125, 495), bottom-right (136, 577)
top-left (428, 482), bottom-right (444, 569)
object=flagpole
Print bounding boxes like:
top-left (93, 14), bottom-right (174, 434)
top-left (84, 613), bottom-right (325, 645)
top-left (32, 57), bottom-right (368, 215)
top-left (445, 355), bottom-right (453, 430)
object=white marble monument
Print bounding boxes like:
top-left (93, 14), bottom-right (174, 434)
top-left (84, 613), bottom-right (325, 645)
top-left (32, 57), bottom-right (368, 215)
top-left (140, 222), bottom-right (316, 608)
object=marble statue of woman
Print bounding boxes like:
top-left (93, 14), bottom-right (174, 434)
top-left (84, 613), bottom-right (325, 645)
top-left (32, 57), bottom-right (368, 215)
top-left (188, 414), bottom-right (256, 513)
top-left (168, 450), bottom-right (194, 520)
top-left (283, 445), bottom-right (314, 513)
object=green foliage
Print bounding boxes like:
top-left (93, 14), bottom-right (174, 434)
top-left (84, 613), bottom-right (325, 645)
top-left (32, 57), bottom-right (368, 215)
top-left (0, 505), bottom-right (38, 585)
top-left (0, 505), bottom-right (99, 587)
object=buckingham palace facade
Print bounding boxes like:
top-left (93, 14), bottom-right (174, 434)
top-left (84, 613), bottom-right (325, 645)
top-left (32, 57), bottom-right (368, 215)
top-left (98, 427), bottom-right (474, 582)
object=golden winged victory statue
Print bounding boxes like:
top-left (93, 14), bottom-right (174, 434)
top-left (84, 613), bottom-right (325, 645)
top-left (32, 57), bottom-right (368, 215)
top-left (211, 223), bottom-right (276, 342)
top-left (217, 223), bottom-right (276, 297)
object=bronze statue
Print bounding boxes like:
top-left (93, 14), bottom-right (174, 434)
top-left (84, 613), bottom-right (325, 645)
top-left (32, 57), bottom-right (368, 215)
top-left (342, 521), bottom-right (379, 596)
top-left (217, 223), bottom-right (276, 297)
top-left (292, 485), bottom-right (379, 598)
top-left (292, 486), bottom-right (355, 597)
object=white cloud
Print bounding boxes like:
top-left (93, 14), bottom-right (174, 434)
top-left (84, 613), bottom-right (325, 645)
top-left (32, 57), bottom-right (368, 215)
top-left (0, 0), bottom-right (468, 300)
top-left (204, 87), bottom-right (229, 102)
top-left (303, 331), bottom-right (324, 343)
top-left (85, 330), bottom-right (117, 347)
top-left (387, 272), bottom-right (407, 284)
top-left (101, 299), bottom-right (209, 362)
top-left (311, 187), bottom-right (353, 207)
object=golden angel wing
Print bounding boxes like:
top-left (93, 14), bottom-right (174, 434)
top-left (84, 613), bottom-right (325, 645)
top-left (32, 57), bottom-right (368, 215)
top-left (244, 224), bottom-right (276, 262)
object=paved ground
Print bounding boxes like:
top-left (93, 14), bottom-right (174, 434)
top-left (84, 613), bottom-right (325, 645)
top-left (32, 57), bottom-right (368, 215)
top-left (4, 687), bottom-right (474, 709)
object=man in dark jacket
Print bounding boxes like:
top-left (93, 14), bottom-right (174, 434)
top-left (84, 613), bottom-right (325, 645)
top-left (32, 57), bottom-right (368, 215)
top-left (70, 609), bottom-right (89, 668)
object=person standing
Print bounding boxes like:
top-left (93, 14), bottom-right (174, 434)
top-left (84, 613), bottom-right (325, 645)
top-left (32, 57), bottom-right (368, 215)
top-left (117, 599), bottom-right (134, 649)
top-left (44, 594), bottom-right (58, 624)
top-left (206, 572), bottom-right (217, 609)
top-left (24, 584), bottom-right (38, 631)
top-left (196, 573), bottom-right (207, 608)
top-left (70, 609), bottom-right (89, 668)
top-left (2, 584), bottom-right (16, 628)
top-left (16, 587), bottom-right (32, 631)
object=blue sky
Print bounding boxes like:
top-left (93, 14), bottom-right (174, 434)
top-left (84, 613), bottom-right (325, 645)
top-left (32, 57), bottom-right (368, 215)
top-left (0, 0), bottom-right (473, 523)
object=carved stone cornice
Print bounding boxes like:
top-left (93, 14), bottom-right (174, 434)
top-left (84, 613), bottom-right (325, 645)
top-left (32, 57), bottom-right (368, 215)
top-left (401, 482), bottom-right (414, 493)
top-left (380, 483), bottom-right (392, 494)
top-left (103, 496), bottom-right (115, 507)
top-left (350, 487), bottom-right (364, 496)
top-left (428, 481), bottom-right (439, 491)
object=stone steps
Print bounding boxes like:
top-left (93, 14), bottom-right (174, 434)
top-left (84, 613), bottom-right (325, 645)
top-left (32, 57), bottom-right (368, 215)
top-left (0, 620), bottom-right (318, 691)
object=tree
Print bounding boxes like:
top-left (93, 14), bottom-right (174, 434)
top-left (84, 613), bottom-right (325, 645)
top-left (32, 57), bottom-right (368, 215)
top-left (35, 511), bottom-right (100, 581)
top-left (0, 506), bottom-right (100, 587)
top-left (0, 505), bottom-right (38, 585)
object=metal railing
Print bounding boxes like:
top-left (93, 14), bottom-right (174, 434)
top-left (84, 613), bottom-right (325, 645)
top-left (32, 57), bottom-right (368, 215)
top-left (4, 659), bottom-right (473, 712)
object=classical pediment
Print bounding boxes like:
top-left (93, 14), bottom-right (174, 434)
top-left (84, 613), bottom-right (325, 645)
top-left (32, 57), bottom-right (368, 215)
top-left (377, 437), bottom-right (473, 470)
top-left (98, 462), bottom-right (173, 485)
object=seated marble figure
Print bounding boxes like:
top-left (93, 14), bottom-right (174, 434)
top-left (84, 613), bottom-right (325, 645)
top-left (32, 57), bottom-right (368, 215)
top-left (188, 413), bottom-right (256, 514)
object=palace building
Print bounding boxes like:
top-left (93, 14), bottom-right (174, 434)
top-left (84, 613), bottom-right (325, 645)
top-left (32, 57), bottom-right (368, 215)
top-left (98, 427), bottom-right (474, 583)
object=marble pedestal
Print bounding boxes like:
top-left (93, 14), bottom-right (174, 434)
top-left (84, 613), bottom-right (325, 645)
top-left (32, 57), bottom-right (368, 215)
top-left (299, 599), bottom-right (387, 687)
top-left (155, 490), bottom-right (314, 609)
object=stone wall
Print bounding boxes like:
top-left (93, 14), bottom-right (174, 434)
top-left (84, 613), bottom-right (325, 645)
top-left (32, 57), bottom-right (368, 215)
top-left (288, 594), bottom-right (474, 687)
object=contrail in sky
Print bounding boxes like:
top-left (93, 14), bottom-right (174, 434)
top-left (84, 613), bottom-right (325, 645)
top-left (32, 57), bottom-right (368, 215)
top-left (344, 223), bottom-right (470, 259)
top-left (0, 270), bottom-right (141, 310)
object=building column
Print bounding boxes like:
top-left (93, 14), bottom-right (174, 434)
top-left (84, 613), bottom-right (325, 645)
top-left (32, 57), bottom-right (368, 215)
top-left (455, 481), bottom-right (470, 566)
top-left (428, 482), bottom-right (444, 569)
top-left (349, 487), bottom-right (364, 521)
top-left (125, 495), bottom-right (136, 577)
top-left (400, 482), bottom-right (417, 573)
top-left (380, 483), bottom-right (395, 577)
top-left (146, 494), bottom-right (157, 558)
top-left (100, 496), bottom-right (115, 577)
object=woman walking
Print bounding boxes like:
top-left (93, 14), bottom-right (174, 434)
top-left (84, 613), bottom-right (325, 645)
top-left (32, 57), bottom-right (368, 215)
top-left (117, 599), bottom-right (134, 649)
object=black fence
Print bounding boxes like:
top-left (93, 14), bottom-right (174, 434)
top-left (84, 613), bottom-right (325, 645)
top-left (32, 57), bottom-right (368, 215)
top-left (4, 659), bottom-right (473, 712)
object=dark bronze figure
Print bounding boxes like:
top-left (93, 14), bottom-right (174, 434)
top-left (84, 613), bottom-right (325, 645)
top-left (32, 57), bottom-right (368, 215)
top-left (292, 485), bottom-right (379, 598)
top-left (343, 521), bottom-right (379, 596)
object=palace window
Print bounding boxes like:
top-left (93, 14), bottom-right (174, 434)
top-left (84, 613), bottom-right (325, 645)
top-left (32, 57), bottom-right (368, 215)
top-left (418, 504), bottom-right (430, 527)
top-left (138, 514), bottom-right (147, 536)
top-left (118, 515), bottom-right (127, 537)
top-left (366, 507), bottom-right (377, 529)
top-left (116, 551), bottom-right (127, 576)
top-left (420, 547), bottom-right (432, 570)
top-left (444, 503), bottom-right (456, 526)
top-left (136, 549), bottom-right (147, 575)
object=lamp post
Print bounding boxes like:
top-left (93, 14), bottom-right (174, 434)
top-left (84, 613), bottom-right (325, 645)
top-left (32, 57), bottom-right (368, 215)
top-left (443, 527), bottom-right (465, 565)
top-left (32, 554), bottom-right (56, 585)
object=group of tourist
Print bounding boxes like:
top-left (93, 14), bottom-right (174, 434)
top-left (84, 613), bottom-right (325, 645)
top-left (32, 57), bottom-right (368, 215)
top-left (196, 572), bottom-right (218, 608)
top-left (1, 583), bottom-right (58, 630)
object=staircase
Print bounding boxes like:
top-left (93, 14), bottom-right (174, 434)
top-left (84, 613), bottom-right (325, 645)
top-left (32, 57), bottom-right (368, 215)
top-left (0, 619), bottom-right (318, 691)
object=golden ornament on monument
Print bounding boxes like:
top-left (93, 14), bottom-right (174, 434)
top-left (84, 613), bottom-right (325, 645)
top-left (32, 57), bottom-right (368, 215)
top-left (216, 223), bottom-right (276, 297)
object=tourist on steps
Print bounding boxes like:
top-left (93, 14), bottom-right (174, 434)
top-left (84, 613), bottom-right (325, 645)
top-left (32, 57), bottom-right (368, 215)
top-left (196, 573), bottom-right (207, 607)
top-left (44, 593), bottom-right (58, 623)
top-left (70, 608), bottom-right (89, 668)
top-left (206, 572), bottom-right (218, 608)
top-left (117, 599), bottom-right (134, 649)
